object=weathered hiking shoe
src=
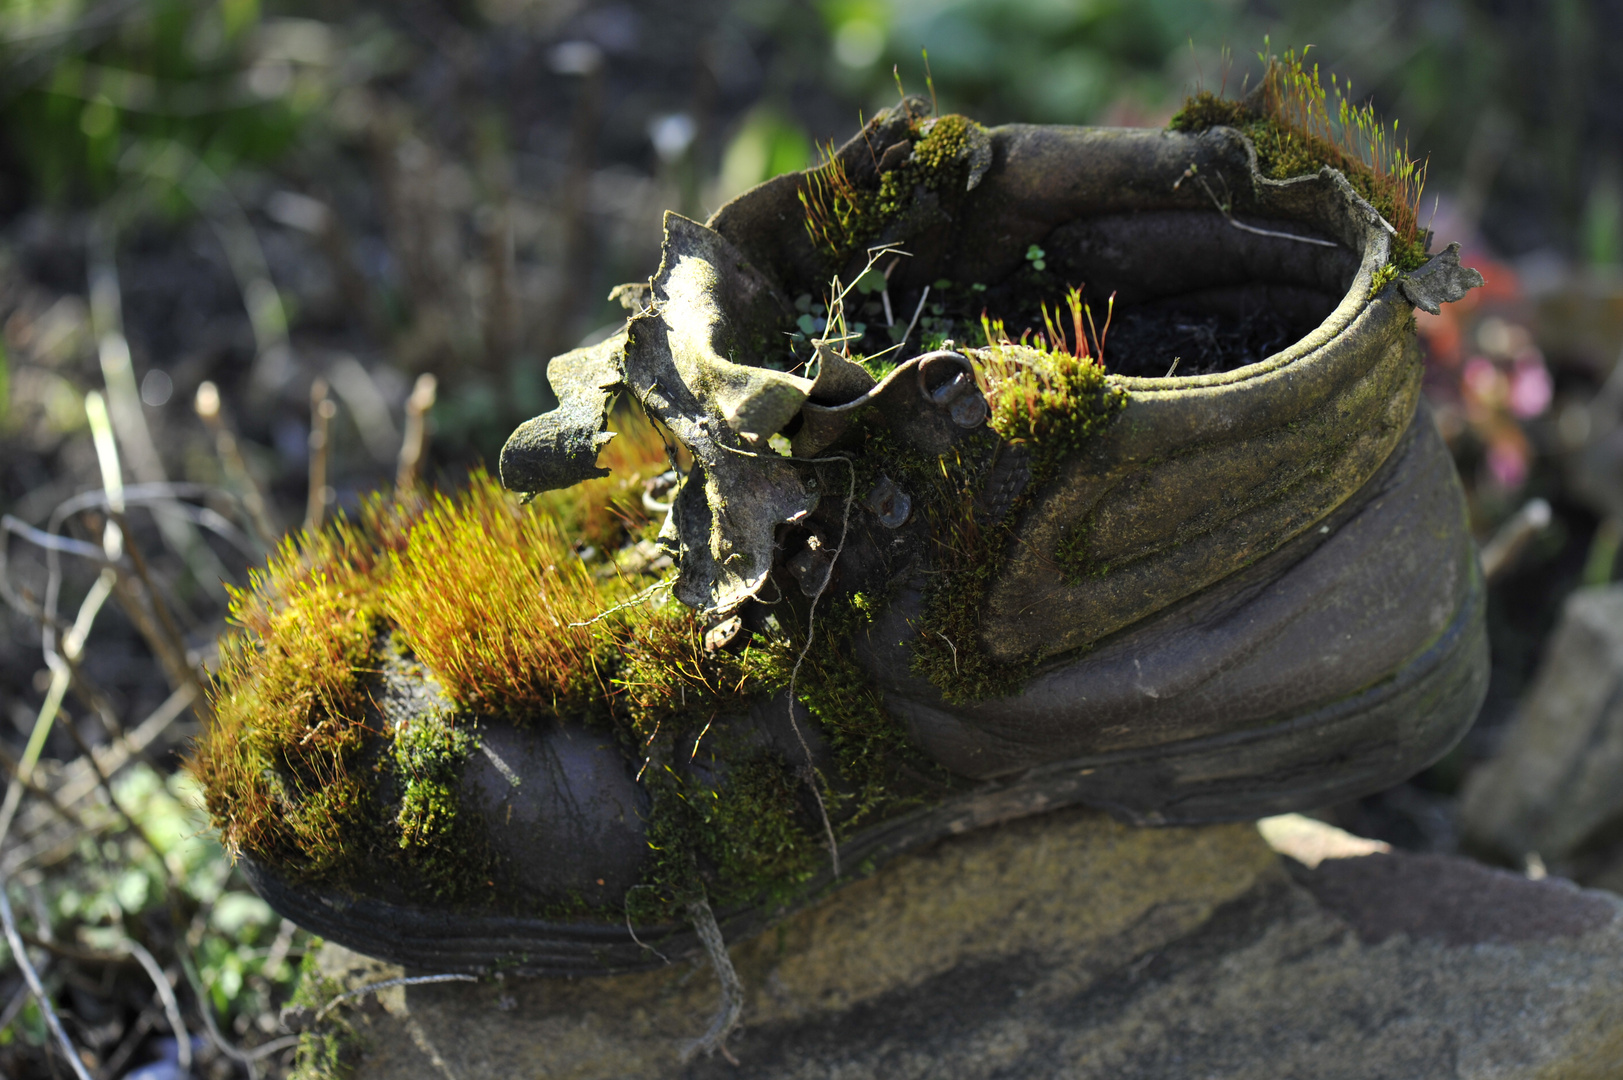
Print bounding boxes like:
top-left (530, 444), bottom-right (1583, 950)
top-left (206, 95), bottom-right (1488, 978)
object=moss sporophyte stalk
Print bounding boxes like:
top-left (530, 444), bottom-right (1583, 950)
top-left (1169, 48), bottom-right (1431, 272)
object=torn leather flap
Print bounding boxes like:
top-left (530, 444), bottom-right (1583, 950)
top-left (653, 213), bottom-right (809, 443)
top-left (793, 355), bottom-right (927, 458)
top-left (500, 334), bottom-right (627, 494)
top-left (502, 211), bottom-right (873, 615)
top-left (807, 341), bottom-right (877, 405)
top-left (1399, 242), bottom-right (1486, 315)
top-left (625, 214), bottom-right (820, 614)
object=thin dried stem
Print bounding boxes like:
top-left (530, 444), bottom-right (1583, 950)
top-left (196, 380), bottom-right (278, 545)
top-left (896, 285), bottom-right (930, 352)
top-left (396, 373), bottom-right (438, 493)
top-left (784, 454), bottom-right (857, 877)
top-left (311, 972), bottom-right (478, 1023)
top-left (0, 567), bottom-right (116, 849)
top-left (306, 377), bottom-right (336, 534)
top-left (180, 951), bottom-right (267, 1079)
top-left (0, 880), bottom-right (94, 1080)
top-left (122, 938), bottom-right (192, 1073)
top-left (679, 895), bottom-right (743, 1064)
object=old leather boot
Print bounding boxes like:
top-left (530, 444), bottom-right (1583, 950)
top-left (204, 94), bottom-right (1486, 977)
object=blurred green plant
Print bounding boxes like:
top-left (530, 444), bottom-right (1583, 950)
top-left (0, 762), bottom-right (309, 1055)
top-left (1582, 164), bottom-right (1622, 269)
top-left (0, 0), bottom-right (326, 208)
top-left (820, 0), bottom-right (1240, 124)
top-left (715, 104), bottom-right (812, 206)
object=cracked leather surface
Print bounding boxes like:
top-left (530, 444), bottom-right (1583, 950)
top-left (859, 407), bottom-right (1478, 778)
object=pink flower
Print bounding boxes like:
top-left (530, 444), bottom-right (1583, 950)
top-left (1508, 359), bottom-right (1552, 419)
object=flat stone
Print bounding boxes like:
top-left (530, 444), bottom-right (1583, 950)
top-left (303, 809), bottom-right (1623, 1079)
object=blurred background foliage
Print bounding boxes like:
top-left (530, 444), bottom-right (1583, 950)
top-left (0, 0), bottom-right (1620, 1076)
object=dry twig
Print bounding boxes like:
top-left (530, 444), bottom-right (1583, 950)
top-left (307, 377), bottom-right (337, 534)
top-left (0, 882), bottom-right (93, 1080)
top-left (396, 372), bottom-right (438, 493)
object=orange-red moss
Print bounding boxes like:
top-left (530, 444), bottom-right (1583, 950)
top-left (189, 412), bottom-right (674, 882)
top-left (386, 484), bottom-right (609, 720)
top-left (195, 518), bottom-right (395, 874)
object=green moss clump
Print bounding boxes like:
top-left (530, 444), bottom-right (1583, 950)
top-left (1053, 521), bottom-right (1096, 586)
top-left (980, 341), bottom-right (1127, 481)
top-left (384, 481), bottom-right (619, 722)
top-left (612, 610), bottom-right (822, 919)
top-left (393, 714), bottom-right (470, 849)
top-left (191, 460), bottom-right (683, 904)
top-left (907, 114), bottom-right (972, 173)
top-left (627, 749), bottom-right (821, 922)
top-left (787, 591), bottom-right (952, 828)
top-left (901, 341), bottom-right (1127, 703)
top-left (1169, 52), bottom-right (1431, 273)
top-left (618, 586), bottom-right (954, 922)
top-left (1241, 115), bottom-right (1429, 272)
top-left (802, 111), bottom-right (986, 264)
top-left (1168, 90), bottom-right (1251, 133)
top-left (390, 711), bottom-right (499, 901)
top-left (613, 605), bottom-right (778, 743)
top-left (196, 520), bottom-right (393, 880)
top-left (192, 416), bottom-right (681, 891)
top-left (695, 756), bottom-right (822, 906)
top-left (1369, 262), bottom-right (1400, 296)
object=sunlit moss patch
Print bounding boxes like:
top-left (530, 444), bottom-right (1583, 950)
top-left (907, 316), bottom-right (1128, 703)
top-left (800, 110), bottom-right (986, 264)
top-left (189, 410), bottom-right (941, 919)
top-left (1170, 47), bottom-right (1430, 271)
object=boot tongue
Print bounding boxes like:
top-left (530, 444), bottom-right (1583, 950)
top-left (628, 213), bottom-right (820, 614)
top-left (499, 212), bottom-right (828, 616)
top-left (646, 213), bottom-right (813, 442)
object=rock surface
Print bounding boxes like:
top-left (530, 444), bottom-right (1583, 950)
top-left (1461, 583), bottom-right (1623, 886)
top-left (303, 809), bottom-right (1623, 1079)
